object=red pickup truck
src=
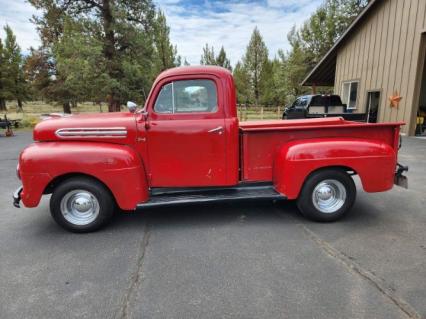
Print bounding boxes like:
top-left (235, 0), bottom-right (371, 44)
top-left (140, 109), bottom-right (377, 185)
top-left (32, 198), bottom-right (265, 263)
top-left (13, 66), bottom-right (408, 232)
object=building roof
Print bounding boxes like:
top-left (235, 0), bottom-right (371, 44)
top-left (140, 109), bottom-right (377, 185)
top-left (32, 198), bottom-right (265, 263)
top-left (301, 0), bottom-right (381, 87)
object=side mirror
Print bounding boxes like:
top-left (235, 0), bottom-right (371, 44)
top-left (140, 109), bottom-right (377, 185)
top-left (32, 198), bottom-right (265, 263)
top-left (127, 101), bottom-right (137, 113)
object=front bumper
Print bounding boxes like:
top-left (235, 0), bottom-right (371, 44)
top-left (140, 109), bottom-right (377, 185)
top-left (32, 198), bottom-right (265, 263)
top-left (394, 163), bottom-right (408, 189)
top-left (13, 186), bottom-right (23, 208)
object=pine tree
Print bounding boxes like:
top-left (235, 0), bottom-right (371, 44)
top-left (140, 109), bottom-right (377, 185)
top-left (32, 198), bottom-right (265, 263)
top-left (154, 10), bottom-right (179, 73)
top-left (200, 44), bottom-right (232, 71)
top-left (241, 27), bottom-right (268, 106)
top-left (200, 44), bottom-right (216, 65)
top-left (216, 46), bottom-right (232, 71)
top-left (29, 0), bottom-right (158, 112)
top-left (2, 26), bottom-right (28, 111)
top-left (299, 0), bottom-right (370, 67)
top-left (54, 18), bottom-right (108, 110)
top-left (233, 61), bottom-right (250, 104)
top-left (0, 38), bottom-right (6, 111)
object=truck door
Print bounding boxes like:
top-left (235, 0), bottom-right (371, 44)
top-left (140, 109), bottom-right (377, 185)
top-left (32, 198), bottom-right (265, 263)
top-left (145, 77), bottom-right (227, 187)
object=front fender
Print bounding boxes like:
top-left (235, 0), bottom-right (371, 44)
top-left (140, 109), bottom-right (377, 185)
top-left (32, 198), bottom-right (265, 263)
top-left (273, 138), bottom-right (397, 199)
top-left (19, 142), bottom-right (149, 210)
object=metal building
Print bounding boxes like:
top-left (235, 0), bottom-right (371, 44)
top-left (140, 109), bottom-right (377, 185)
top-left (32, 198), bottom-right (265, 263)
top-left (302, 0), bottom-right (426, 135)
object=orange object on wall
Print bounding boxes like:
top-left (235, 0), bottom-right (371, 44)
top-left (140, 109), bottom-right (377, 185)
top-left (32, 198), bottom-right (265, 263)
top-left (389, 91), bottom-right (402, 108)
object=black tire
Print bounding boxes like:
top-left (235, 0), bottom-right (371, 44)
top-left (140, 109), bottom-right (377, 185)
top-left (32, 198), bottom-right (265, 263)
top-left (297, 169), bottom-right (356, 222)
top-left (50, 177), bottom-right (115, 232)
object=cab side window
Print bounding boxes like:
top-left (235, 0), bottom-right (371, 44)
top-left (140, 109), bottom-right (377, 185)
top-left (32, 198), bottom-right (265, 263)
top-left (154, 83), bottom-right (173, 113)
top-left (154, 79), bottom-right (218, 114)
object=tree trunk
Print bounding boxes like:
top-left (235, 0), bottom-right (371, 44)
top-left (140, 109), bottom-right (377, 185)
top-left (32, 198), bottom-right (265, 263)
top-left (102, 0), bottom-right (120, 112)
top-left (63, 102), bottom-right (71, 114)
top-left (71, 100), bottom-right (77, 108)
top-left (108, 99), bottom-right (121, 112)
top-left (0, 99), bottom-right (6, 111)
top-left (17, 99), bottom-right (23, 112)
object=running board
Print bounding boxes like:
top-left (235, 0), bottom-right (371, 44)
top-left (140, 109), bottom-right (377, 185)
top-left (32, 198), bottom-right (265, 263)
top-left (137, 185), bottom-right (286, 209)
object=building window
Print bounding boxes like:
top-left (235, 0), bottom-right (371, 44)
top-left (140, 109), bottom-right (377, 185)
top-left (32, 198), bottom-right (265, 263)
top-left (342, 81), bottom-right (359, 110)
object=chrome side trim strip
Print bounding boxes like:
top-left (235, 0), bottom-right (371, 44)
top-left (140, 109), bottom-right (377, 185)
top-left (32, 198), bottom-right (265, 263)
top-left (55, 127), bottom-right (127, 138)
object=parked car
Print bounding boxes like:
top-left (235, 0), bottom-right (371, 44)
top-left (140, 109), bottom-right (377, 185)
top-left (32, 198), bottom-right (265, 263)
top-left (283, 94), bottom-right (367, 122)
top-left (13, 66), bottom-right (408, 232)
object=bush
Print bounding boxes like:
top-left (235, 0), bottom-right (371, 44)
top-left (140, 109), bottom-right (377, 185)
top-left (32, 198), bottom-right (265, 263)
top-left (21, 116), bottom-right (40, 128)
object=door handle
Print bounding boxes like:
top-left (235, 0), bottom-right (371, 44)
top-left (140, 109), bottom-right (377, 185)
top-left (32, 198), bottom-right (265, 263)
top-left (208, 126), bottom-right (224, 134)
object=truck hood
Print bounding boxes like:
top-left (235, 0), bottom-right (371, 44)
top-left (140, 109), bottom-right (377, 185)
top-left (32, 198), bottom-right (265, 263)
top-left (33, 113), bottom-right (138, 144)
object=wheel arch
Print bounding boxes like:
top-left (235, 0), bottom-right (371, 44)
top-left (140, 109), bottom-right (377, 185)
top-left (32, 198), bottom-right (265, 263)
top-left (44, 172), bottom-right (113, 196)
top-left (19, 142), bottom-right (149, 210)
top-left (298, 165), bottom-right (356, 193)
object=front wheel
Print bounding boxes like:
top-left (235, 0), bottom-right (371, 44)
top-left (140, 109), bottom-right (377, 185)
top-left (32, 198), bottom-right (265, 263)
top-left (297, 169), bottom-right (356, 222)
top-left (50, 177), bottom-right (115, 232)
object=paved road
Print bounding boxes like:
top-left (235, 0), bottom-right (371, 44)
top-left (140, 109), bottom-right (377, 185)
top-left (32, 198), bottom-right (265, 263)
top-left (0, 132), bottom-right (425, 319)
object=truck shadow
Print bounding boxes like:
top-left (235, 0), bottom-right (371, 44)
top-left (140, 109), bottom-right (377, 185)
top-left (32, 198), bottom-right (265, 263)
top-left (28, 193), bottom-right (385, 236)
top-left (110, 197), bottom-right (382, 231)
top-left (112, 200), bottom-right (302, 231)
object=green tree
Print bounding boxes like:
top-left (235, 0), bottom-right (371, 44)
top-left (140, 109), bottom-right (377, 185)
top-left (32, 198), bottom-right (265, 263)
top-left (0, 38), bottom-right (6, 111)
top-left (200, 44), bottom-right (232, 71)
top-left (216, 46), bottom-right (232, 71)
top-left (153, 10), bottom-right (179, 73)
top-left (299, 0), bottom-right (370, 67)
top-left (200, 43), bottom-right (216, 65)
top-left (2, 26), bottom-right (29, 111)
top-left (29, 0), bottom-right (158, 112)
top-left (24, 48), bottom-right (52, 102)
top-left (0, 26), bottom-right (29, 111)
top-left (241, 27), bottom-right (268, 106)
top-left (233, 61), bottom-right (250, 104)
top-left (259, 58), bottom-right (279, 106)
top-left (54, 18), bottom-right (109, 110)
top-left (281, 28), bottom-right (311, 101)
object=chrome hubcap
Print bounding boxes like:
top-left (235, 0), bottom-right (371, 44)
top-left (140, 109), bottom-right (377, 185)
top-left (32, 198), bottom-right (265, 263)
top-left (60, 190), bottom-right (99, 225)
top-left (312, 180), bottom-right (346, 214)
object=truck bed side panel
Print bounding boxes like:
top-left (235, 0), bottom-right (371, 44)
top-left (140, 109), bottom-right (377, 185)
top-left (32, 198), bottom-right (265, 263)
top-left (240, 122), bottom-right (400, 183)
top-left (273, 138), bottom-right (397, 199)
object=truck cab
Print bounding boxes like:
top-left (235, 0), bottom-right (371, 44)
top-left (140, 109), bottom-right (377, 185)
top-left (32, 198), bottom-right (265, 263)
top-left (14, 66), bottom-right (408, 232)
top-left (138, 67), bottom-right (239, 187)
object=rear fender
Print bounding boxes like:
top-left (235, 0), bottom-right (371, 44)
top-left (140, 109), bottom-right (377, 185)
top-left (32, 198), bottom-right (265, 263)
top-left (273, 138), bottom-right (396, 199)
top-left (19, 142), bottom-right (149, 210)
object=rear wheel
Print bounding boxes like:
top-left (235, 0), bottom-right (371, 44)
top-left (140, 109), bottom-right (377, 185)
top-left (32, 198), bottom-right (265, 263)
top-left (50, 177), bottom-right (115, 232)
top-left (297, 169), bottom-right (356, 222)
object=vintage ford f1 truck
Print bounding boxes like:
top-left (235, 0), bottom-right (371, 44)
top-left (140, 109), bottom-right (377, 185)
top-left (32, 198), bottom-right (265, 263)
top-left (13, 66), bottom-right (408, 232)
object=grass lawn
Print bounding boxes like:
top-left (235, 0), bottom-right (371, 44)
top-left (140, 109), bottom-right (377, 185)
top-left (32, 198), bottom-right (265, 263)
top-left (1, 101), bottom-right (112, 128)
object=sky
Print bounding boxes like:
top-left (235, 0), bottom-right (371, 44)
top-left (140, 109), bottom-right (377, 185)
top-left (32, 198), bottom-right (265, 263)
top-left (0, 0), bottom-right (323, 65)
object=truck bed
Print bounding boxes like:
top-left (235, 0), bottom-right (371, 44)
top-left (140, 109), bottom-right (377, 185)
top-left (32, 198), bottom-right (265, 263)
top-left (239, 117), bottom-right (402, 182)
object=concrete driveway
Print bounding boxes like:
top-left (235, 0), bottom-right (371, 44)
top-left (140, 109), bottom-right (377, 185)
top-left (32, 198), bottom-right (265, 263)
top-left (0, 132), bottom-right (425, 319)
